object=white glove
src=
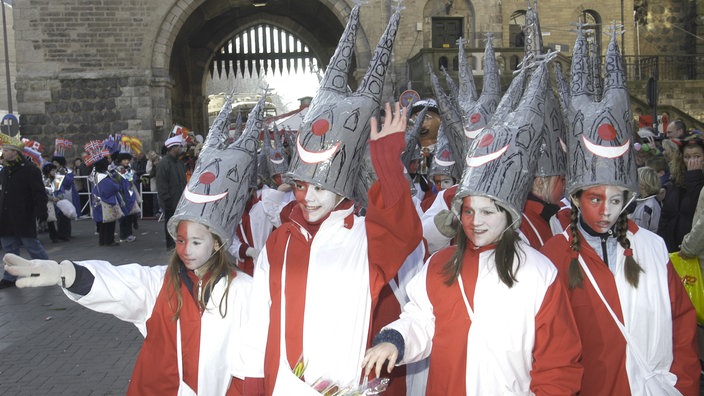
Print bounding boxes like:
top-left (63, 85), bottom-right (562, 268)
top-left (3, 253), bottom-right (76, 288)
top-left (245, 247), bottom-right (260, 260)
top-left (434, 209), bottom-right (459, 238)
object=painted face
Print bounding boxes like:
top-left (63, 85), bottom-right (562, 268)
top-left (577, 185), bottom-right (627, 233)
top-left (175, 221), bottom-right (217, 272)
top-left (272, 173), bottom-right (284, 187)
top-left (461, 196), bottom-right (508, 247)
top-left (433, 175), bottom-right (454, 191)
top-left (415, 111), bottom-right (441, 148)
top-left (293, 180), bottom-right (341, 222)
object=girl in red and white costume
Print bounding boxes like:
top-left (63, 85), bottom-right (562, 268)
top-left (241, 102), bottom-right (422, 394)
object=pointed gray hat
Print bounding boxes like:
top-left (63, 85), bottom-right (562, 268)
top-left (452, 59), bottom-right (551, 227)
top-left (287, 5), bottom-right (401, 199)
top-left (560, 23), bottom-right (638, 196)
top-left (168, 94), bottom-right (266, 249)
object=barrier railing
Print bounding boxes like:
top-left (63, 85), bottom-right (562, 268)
top-left (74, 175), bottom-right (158, 220)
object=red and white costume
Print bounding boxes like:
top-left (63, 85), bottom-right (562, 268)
top-left (541, 222), bottom-right (700, 396)
top-left (63, 260), bottom-right (252, 395)
top-left (229, 195), bottom-right (274, 276)
top-left (383, 241), bottom-right (583, 395)
top-left (242, 134), bottom-right (422, 394)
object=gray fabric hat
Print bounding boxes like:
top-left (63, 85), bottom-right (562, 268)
top-left (287, 5), bottom-right (401, 199)
top-left (560, 23), bottom-right (638, 196)
top-left (167, 94), bottom-right (265, 249)
top-left (452, 59), bottom-right (551, 227)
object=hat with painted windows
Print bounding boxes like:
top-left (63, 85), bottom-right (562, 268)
top-left (287, 4), bottom-right (401, 199)
top-left (167, 93), bottom-right (265, 249)
top-left (451, 58), bottom-right (550, 228)
top-left (559, 22), bottom-right (638, 196)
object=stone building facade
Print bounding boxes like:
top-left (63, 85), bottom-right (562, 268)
top-left (10, 0), bottom-right (700, 156)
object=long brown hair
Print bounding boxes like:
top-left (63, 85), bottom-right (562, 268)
top-left (442, 201), bottom-right (521, 287)
top-left (166, 235), bottom-right (236, 320)
top-left (567, 191), bottom-right (643, 289)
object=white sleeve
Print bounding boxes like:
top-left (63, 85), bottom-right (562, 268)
top-left (261, 188), bottom-right (288, 228)
top-left (236, 247), bottom-right (273, 377)
top-left (228, 230), bottom-right (245, 261)
top-left (384, 261), bottom-right (435, 365)
top-left (62, 260), bottom-right (167, 337)
top-left (249, 201), bottom-right (275, 249)
top-left (421, 191), bottom-right (452, 254)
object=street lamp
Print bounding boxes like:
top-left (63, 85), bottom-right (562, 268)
top-left (1, 0), bottom-right (12, 115)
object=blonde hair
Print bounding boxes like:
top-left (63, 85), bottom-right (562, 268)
top-left (637, 166), bottom-right (661, 197)
top-left (166, 232), bottom-right (236, 320)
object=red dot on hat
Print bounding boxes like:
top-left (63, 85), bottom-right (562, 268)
top-left (478, 134), bottom-right (494, 148)
top-left (470, 113), bottom-right (481, 124)
top-left (274, 153), bottom-right (282, 160)
top-left (597, 124), bottom-right (617, 141)
top-left (199, 172), bottom-right (216, 185)
top-left (311, 119), bottom-right (330, 136)
top-left (440, 150), bottom-right (451, 159)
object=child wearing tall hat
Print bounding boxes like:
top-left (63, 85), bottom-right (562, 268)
top-left (240, 6), bottom-right (422, 394)
top-left (363, 57), bottom-right (582, 395)
top-left (2, 94), bottom-right (267, 395)
top-left (540, 24), bottom-right (699, 395)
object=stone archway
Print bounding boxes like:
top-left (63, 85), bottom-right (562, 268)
top-left (149, 0), bottom-right (373, 135)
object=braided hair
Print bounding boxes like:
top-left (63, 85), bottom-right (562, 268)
top-left (615, 210), bottom-right (643, 287)
top-left (567, 190), bottom-right (643, 289)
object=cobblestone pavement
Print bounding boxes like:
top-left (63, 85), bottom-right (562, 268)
top-left (0, 217), bottom-right (171, 395)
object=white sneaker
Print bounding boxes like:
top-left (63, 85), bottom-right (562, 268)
top-left (122, 235), bottom-right (136, 242)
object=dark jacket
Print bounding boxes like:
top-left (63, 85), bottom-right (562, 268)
top-left (155, 153), bottom-right (187, 211)
top-left (657, 169), bottom-right (704, 252)
top-left (0, 156), bottom-right (49, 238)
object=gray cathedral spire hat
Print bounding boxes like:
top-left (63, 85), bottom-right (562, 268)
top-left (524, 1), bottom-right (566, 177)
top-left (452, 58), bottom-right (552, 227)
top-left (428, 124), bottom-right (461, 181)
top-left (167, 93), bottom-right (266, 249)
top-left (561, 23), bottom-right (637, 196)
top-left (286, 4), bottom-right (401, 199)
top-left (267, 123), bottom-right (289, 177)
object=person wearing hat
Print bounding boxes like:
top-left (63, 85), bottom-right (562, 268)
top-left (240, 7), bottom-right (422, 393)
top-left (540, 25), bottom-right (699, 395)
top-left (52, 139), bottom-right (80, 235)
top-left (157, 135), bottom-right (187, 249)
top-left (42, 162), bottom-right (62, 243)
top-left (0, 132), bottom-right (50, 288)
top-left (114, 147), bottom-right (139, 243)
top-left (363, 58), bottom-right (582, 395)
top-left (1, 94), bottom-right (267, 395)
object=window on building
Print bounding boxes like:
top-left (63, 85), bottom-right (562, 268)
top-left (581, 10), bottom-right (602, 55)
top-left (510, 10), bottom-right (527, 48)
top-left (432, 17), bottom-right (463, 48)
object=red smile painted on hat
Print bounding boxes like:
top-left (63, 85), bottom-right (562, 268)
top-left (466, 133), bottom-right (509, 167)
top-left (296, 118), bottom-right (341, 164)
top-left (582, 124), bottom-right (630, 159)
top-left (183, 171), bottom-right (229, 203)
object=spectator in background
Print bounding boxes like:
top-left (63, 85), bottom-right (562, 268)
top-left (666, 119), bottom-right (687, 139)
top-left (631, 166), bottom-right (662, 233)
top-left (0, 132), bottom-right (49, 289)
top-left (156, 136), bottom-right (187, 249)
top-left (143, 150), bottom-right (161, 218)
top-left (657, 133), bottom-right (704, 252)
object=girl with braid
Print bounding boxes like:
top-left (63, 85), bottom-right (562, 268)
top-left (363, 58), bottom-right (583, 395)
top-left (541, 21), bottom-right (698, 395)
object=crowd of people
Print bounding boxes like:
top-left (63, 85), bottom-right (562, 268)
top-left (1, 3), bottom-right (703, 395)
